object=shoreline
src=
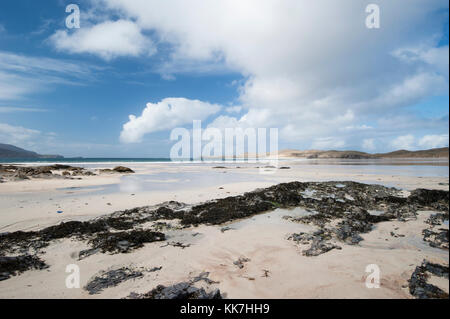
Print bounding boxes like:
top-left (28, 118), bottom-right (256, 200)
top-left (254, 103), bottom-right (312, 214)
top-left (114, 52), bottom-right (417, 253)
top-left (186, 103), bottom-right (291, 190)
top-left (0, 162), bottom-right (449, 299)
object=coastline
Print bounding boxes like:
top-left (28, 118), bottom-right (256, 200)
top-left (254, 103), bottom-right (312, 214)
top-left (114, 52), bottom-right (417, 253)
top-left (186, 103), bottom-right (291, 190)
top-left (0, 160), bottom-right (448, 299)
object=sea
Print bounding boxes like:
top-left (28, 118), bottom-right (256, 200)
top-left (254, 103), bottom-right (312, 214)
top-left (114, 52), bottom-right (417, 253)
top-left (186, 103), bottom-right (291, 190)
top-left (0, 158), bottom-right (172, 164)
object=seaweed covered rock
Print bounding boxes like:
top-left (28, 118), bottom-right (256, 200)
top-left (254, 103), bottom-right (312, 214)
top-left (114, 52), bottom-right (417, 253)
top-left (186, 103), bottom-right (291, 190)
top-left (422, 212), bottom-right (449, 250)
top-left (409, 260), bottom-right (449, 299)
top-left (0, 255), bottom-right (48, 281)
top-left (0, 164), bottom-right (96, 181)
top-left (100, 166), bottom-right (135, 174)
top-left (87, 230), bottom-right (165, 253)
top-left (289, 230), bottom-right (341, 256)
top-left (129, 282), bottom-right (222, 299)
top-left (409, 189), bottom-right (449, 210)
top-left (423, 228), bottom-right (449, 250)
top-left (84, 267), bottom-right (145, 294)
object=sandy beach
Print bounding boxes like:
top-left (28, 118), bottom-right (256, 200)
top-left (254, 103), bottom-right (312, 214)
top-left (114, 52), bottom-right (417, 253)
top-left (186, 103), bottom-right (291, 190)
top-left (0, 159), bottom-right (449, 299)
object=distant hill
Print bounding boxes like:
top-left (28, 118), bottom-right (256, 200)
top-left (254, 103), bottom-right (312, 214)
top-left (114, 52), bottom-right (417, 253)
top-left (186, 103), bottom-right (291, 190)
top-left (0, 143), bottom-right (63, 159)
top-left (372, 148), bottom-right (449, 158)
top-left (278, 149), bottom-right (372, 159)
top-left (278, 147), bottom-right (449, 159)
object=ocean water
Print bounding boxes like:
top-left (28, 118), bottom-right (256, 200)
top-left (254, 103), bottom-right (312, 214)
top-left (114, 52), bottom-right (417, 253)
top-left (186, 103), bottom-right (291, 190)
top-left (1, 157), bottom-right (448, 179)
top-left (0, 157), bottom-right (172, 164)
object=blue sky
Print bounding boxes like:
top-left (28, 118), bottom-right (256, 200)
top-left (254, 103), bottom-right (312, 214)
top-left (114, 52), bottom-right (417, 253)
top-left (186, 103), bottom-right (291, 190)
top-left (0, 0), bottom-right (448, 157)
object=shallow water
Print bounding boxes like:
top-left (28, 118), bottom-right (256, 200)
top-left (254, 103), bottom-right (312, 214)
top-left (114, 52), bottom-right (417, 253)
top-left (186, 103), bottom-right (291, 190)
top-left (58, 170), bottom-right (272, 196)
top-left (290, 163), bottom-right (448, 178)
top-left (368, 210), bottom-right (385, 216)
top-left (226, 207), bottom-right (316, 232)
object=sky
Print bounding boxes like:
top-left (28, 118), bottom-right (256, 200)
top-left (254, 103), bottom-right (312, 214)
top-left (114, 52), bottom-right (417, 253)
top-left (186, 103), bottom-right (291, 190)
top-left (0, 0), bottom-right (448, 157)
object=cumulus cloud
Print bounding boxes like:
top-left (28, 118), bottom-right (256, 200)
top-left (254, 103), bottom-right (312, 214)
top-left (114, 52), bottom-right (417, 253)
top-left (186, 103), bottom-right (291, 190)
top-left (0, 123), bottom-right (41, 144)
top-left (225, 106), bottom-right (242, 114)
top-left (120, 98), bottom-right (221, 143)
top-left (390, 134), bottom-right (448, 150)
top-left (418, 134), bottom-right (449, 149)
top-left (50, 20), bottom-right (155, 60)
top-left (68, 0), bottom-right (449, 149)
top-left (390, 135), bottom-right (416, 150)
top-left (392, 46), bottom-right (449, 77)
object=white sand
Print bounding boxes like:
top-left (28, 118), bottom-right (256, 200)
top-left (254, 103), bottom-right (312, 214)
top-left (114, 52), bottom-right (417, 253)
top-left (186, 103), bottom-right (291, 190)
top-left (0, 161), bottom-right (448, 298)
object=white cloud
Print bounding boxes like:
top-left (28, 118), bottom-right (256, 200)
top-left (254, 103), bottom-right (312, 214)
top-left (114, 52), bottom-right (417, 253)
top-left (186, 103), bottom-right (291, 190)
top-left (120, 97), bottom-right (221, 143)
top-left (0, 51), bottom-right (94, 77)
top-left (0, 51), bottom-right (97, 101)
top-left (50, 20), bottom-right (156, 60)
top-left (390, 134), bottom-right (448, 150)
top-left (0, 123), bottom-right (41, 145)
top-left (362, 139), bottom-right (376, 151)
top-left (392, 45), bottom-right (449, 77)
top-left (99, 0), bottom-right (448, 148)
top-left (51, 0), bottom-right (448, 149)
top-left (311, 137), bottom-right (346, 150)
top-left (225, 106), bottom-right (242, 114)
top-left (418, 134), bottom-right (449, 149)
top-left (390, 135), bottom-right (416, 150)
top-left (155, 56), bottom-right (232, 80)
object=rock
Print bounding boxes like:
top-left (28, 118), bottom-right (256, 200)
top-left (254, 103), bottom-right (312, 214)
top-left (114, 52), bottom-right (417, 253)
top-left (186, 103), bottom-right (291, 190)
top-left (220, 226), bottom-right (233, 233)
top-left (290, 229), bottom-right (342, 256)
top-left (84, 267), bottom-right (144, 294)
top-left (88, 230), bottom-right (165, 254)
top-left (422, 212), bottom-right (449, 249)
top-left (302, 238), bottom-right (341, 256)
top-left (233, 257), bottom-right (250, 269)
top-left (11, 172), bottom-right (30, 181)
top-left (0, 164), bottom-right (95, 181)
top-left (99, 166), bottom-right (134, 174)
top-left (78, 248), bottom-right (101, 260)
top-left (409, 260), bottom-right (449, 299)
top-left (0, 255), bottom-right (48, 281)
top-left (409, 189), bottom-right (449, 210)
top-left (426, 212), bottom-right (449, 226)
top-left (116, 240), bottom-right (130, 250)
top-left (161, 241), bottom-right (190, 249)
top-left (422, 228), bottom-right (449, 250)
top-left (78, 170), bottom-right (96, 176)
top-left (126, 272), bottom-right (222, 299)
top-left (113, 166), bottom-right (134, 173)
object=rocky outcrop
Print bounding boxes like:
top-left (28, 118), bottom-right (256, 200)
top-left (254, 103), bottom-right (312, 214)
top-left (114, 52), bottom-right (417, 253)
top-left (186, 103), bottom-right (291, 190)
top-left (86, 230), bottom-right (165, 254)
top-left (289, 230), bottom-right (341, 256)
top-left (409, 260), bottom-right (449, 299)
top-left (0, 164), bottom-right (96, 182)
top-left (126, 272), bottom-right (221, 299)
top-left (0, 255), bottom-right (48, 281)
top-left (85, 267), bottom-right (150, 295)
top-left (99, 166), bottom-right (134, 174)
top-left (128, 283), bottom-right (222, 299)
top-left (422, 212), bottom-right (449, 250)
